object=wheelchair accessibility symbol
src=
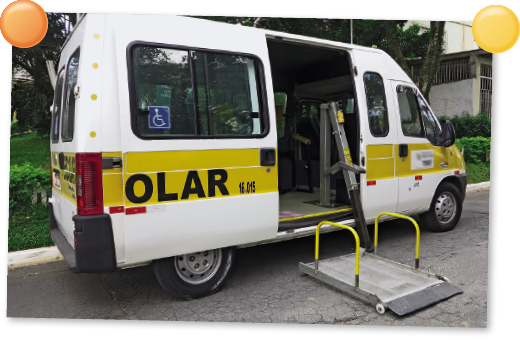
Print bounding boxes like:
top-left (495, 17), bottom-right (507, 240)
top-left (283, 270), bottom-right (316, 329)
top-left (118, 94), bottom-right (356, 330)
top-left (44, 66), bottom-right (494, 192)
top-left (148, 106), bottom-right (171, 129)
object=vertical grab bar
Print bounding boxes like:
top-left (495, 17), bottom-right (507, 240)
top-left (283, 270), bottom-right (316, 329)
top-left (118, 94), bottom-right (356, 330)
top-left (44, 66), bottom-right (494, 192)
top-left (374, 212), bottom-right (421, 269)
top-left (315, 221), bottom-right (360, 288)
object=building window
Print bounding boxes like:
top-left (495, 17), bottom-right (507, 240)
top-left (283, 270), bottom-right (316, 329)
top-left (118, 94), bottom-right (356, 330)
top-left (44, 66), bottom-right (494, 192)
top-left (480, 64), bottom-right (492, 117)
top-left (411, 57), bottom-right (472, 85)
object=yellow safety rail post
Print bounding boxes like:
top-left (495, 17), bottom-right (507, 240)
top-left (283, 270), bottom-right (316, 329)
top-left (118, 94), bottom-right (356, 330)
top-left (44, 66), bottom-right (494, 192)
top-left (374, 212), bottom-right (421, 269)
top-left (315, 221), bottom-right (360, 288)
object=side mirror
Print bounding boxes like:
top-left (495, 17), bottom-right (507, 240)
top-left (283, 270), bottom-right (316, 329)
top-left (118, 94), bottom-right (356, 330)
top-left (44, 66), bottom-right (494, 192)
top-left (440, 120), bottom-right (456, 147)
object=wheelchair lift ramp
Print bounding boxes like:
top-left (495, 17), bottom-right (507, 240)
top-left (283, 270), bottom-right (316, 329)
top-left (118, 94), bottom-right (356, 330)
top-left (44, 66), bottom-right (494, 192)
top-left (299, 253), bottom-right (462, 316)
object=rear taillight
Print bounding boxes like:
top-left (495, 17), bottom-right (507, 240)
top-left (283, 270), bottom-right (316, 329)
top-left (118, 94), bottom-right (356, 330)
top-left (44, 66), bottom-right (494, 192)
top-left (76, 153), bottom-right (103, 215)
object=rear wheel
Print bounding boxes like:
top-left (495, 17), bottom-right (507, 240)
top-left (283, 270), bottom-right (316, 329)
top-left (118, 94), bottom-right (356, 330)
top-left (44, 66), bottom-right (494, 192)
top-left (420, 182), bottom-right (462, 232)
top-left (153, 247), bottom-right (235, 299)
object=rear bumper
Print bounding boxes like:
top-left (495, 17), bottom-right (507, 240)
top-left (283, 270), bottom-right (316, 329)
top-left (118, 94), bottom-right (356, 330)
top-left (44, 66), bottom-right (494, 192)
top-left (49, 201), bottom-right (116, 273)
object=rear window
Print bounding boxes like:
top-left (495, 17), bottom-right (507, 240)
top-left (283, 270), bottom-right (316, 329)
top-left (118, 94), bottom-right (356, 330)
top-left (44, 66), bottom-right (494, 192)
top-left (51, 68), bottom-right (65, 143)
top-left (62, 48), bottom-right (81, 142)
top-left (130, 44), bottom-right (266, 138)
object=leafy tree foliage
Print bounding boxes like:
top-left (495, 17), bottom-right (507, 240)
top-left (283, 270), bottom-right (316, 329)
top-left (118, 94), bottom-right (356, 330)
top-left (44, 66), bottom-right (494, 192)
top-left (11, 13), bottom-right (70, 137)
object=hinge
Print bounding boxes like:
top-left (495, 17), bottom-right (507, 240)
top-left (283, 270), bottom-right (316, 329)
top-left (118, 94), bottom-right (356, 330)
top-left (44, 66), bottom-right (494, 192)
top-left (74, 84), bottom-right (80, 99)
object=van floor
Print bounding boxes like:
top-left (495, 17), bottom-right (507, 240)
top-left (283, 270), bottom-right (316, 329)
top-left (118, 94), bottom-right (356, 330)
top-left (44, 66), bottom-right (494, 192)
top-left (279, 191), bottom-right (351, 221)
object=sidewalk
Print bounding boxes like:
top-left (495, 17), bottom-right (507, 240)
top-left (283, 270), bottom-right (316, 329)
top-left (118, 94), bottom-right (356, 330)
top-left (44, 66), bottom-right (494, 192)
top-left (7, 181), bottom-right (490, 269)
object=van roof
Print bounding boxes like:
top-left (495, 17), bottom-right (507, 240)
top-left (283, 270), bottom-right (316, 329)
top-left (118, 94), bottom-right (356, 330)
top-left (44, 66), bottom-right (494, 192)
top-left (62, 14), bottom-right (385, 56)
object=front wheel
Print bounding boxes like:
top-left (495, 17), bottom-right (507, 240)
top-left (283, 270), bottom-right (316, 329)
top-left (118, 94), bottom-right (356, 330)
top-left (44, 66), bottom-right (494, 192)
top-left (420, 182), bottom-right (463, 232)
top-left (153, 247), bottom-right (235, 299)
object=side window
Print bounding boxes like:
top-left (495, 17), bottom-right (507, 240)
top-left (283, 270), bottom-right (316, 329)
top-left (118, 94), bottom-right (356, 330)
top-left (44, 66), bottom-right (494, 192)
top-left (417, 96), bottom-right (441, 145)
top-left (133, 46), bottom-right (194, 136)
top-left (363, 73), bottom-right (389, 137)
top-left (51, 69), bottom-right (65, 143)
top-left (61, 49), bottom-right (80, 141)
top-left (131, 45), bottom-right (265, 138)
top-left (274, 92), bottom-right (287, 139)
top-left (194, 51), bottom-right (262, 136)
top-left (396, 85), bottom-right (423, 138)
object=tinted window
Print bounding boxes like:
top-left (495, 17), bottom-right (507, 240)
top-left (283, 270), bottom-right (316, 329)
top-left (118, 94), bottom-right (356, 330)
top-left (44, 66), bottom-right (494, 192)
top-left (132, 45), bottom-right (264, 138)
top-left (51, 69), bottom-right (65, 143)
top-left (274, 92), bottom-right (287, 139)
top-left (62, 49), bottom-right (80, 141)
top-left (417, 96), bottom-right (440, 145)
top-left (364, 73), bottom-right (389, 137)
top-left (397, 85), bottom-right (423, 137)
top-left (193, 51), bottom-right (261, 135)
top-left (133, 46), bottom-right (195, 136)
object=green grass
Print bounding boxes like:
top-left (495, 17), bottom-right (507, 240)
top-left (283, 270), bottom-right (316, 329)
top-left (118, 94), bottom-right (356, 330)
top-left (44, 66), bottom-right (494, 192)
top-left (465, 162), bottom-right (491, 184)
top-left (8, 205), bottom-right (54, 252)
top-left (9, 132), bottom-right (53, 252)
top-left (10, 132), bottom-right (51, 169)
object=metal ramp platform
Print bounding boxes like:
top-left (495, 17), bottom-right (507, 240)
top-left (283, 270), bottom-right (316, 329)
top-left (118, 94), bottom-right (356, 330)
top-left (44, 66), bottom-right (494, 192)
top-left (300, 252), bottom-right (462, 316)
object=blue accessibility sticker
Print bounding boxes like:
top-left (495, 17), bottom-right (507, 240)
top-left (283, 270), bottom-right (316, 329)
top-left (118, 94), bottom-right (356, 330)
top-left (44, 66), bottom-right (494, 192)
top-left (148, 106), bottom-right (171, 129)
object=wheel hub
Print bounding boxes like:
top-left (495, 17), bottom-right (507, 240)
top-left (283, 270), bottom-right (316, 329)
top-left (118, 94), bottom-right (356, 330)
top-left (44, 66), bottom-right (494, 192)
top-left (435, 192), bottom-right (456, 224)
top-left (174, 249), bottom-right (222, 284)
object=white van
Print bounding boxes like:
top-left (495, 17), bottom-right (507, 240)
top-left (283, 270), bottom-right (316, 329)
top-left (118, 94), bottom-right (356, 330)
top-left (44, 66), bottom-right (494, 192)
top-left (49, 14), bottom-right (467, 299)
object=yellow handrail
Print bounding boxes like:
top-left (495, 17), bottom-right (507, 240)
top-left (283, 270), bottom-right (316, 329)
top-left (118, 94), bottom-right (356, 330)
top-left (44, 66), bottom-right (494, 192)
top-left (315, 221), bottom-right (360, 288)
top-left (374, 212), bottom-right (421, 269)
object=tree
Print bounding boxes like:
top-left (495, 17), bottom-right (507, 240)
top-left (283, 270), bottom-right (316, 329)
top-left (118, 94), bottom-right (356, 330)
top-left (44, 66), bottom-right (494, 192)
top-left (11, 13), bottom-right (70, 136)
top-left (196, 17), bottom-right (444, 102)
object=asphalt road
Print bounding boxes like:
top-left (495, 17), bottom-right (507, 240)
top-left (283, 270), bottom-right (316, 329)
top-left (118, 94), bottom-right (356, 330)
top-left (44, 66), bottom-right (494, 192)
top-left (7, 189), bottom-right (489, 326)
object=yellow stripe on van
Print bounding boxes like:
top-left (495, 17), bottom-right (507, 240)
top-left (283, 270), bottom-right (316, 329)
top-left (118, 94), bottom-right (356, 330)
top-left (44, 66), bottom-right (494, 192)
top-left (366, 145), bottom-right (395, 181)
top-left (123, 149), bottom-right (278, 207)
top-left (395, 143), bottom-right (449, 178)
top-left (126, 149), bottom-right (262, 174)
top-left (102, 152), bottom-right (124, 206)
top-left (51, 152), bottom-right (77, 205)
top-left (367, 144), bottom-right (393, 159)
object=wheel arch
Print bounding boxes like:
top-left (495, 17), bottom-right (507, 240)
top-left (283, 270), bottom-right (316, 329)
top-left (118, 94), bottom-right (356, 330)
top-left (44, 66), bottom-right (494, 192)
top-left (427, 175), bottom-right (464, 208)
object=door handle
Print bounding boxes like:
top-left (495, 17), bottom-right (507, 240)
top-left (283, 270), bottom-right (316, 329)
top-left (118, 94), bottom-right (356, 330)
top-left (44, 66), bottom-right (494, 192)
top-left (399, 144), bottom-right (408, 158)
top-left (260, 148), bottom-right (276, 166)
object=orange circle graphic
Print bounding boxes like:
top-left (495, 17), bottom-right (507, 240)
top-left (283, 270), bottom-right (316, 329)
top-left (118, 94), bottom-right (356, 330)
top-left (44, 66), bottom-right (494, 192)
top-left (0, 0), bottom-right (48, 48)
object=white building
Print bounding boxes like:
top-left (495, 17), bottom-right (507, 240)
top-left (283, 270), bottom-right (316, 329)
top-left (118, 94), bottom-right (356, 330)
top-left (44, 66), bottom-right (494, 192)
top-left (404, 20), bottom-right (492, 117)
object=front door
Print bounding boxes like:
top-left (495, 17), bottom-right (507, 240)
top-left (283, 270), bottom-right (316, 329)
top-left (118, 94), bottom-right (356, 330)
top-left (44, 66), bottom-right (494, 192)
top-left (390, 81), bottom-right (448, 214)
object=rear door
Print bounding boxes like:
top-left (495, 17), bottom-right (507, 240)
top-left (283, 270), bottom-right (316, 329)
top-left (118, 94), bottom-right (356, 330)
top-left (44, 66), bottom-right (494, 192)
top-left (110, 15), bottom-right (278, 265)
top-left (50, 47), bottom-right (82, 246)
top-left (390, 81), bottom-right (448, 213)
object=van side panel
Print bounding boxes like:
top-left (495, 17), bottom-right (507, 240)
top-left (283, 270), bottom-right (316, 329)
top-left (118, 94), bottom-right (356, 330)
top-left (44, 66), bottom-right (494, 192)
top-left (75, 14), bottom-right (106, 153)
top-left (107, 15), bottom-right (279, 265)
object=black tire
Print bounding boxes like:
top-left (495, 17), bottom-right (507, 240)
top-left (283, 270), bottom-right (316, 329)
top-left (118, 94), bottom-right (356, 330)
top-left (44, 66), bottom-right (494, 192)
top-left (153, 247), bottom-right (235, 299)
top-left (420, 181), bottom-right (463, 232)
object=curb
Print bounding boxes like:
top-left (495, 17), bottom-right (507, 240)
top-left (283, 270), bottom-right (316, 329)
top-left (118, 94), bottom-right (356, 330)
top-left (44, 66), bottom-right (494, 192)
top-left (466, 181), bottom-right (490, 193)
top-left (8, 181), bottom-right (491, 269)
top-left (8, 246), bottom-right (63, 270)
